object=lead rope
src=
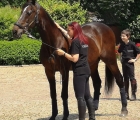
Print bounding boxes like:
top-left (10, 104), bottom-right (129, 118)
top-left (60, 57), bottom-right (67, 84)
top-left (27, 33), bottom-right (67, 85)
top-left (60, 58), bottom-right (62, 84)
top-left (48, 53), bottom-right (56, 76)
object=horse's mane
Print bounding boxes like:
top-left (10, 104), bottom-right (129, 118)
top-left (37, 4), bottom-right (70, 41)
top-left (22, 2), bottom-right (70, 43)
top-left (40, 5), bottom-right (55, 24)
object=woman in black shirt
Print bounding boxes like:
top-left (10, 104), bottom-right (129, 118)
top-left (56, 22), bottom-right (95, 120)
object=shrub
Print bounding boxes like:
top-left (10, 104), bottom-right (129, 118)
top-left (0, 6), bottom-right (20, 40)
top-left (37, 0), bottom-right (87, 28)
top-left (0, 36), bottom-right (41, 65)
top-left (115, 44), bottom-right (121, 60)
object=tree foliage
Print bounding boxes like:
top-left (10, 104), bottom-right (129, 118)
top-left (64, 0), bottom-right (140, 40)
top-left (39, 0), bottom-right (87, 28)
top-left (0, 0), bottom-right (139, 40)
top-left (0, 6), bottom-right (20, 40)
top-left (0, 0), bottom-right (25, 7)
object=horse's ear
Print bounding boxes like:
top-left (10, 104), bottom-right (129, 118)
top-left (26, 0), bottom-right (36, 5)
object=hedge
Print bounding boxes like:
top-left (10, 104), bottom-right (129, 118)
top-left (0, 37), bottom-right (41, 65)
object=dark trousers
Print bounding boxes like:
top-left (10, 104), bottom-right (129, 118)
top-left (73, 74), bottom-right (95, 120)
top-left (122, 60), bottom-right (137, 100)
top-left (73, 74), bottom-right (92, 100)
top-left (122, 61), bottom-right (136, 81)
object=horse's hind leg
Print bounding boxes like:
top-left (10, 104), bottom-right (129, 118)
top-left (105, 61), bottom-right (128, 116)
top-left (61, 71), bottom-right (69, 120)
top-left (90, 61), bottom-right (101, 111)
top-left (45, 68), bottom-right (58, 120)
top-left (91, 68), bottom-right (101, 111)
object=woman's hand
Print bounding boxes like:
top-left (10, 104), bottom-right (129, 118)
top-left (128, 59), bottom-right (136, 63)
top-left (56, 49), bottom-right (79, 62)
top-left (56, 49), bottom-right (65, 56)
top-left (55, 22), bottom-right (60, 29)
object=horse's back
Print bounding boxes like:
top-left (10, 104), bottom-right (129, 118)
top-left (82, 22), bottom-right (115, 43)
top-left (82, 22), bottom-right (116, 62)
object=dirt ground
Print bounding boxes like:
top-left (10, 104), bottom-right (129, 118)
top-left (0, 60), bottom-right (140, 120)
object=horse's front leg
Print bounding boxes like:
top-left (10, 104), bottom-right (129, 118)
top-left (45, 68), bottom-right (58, 120)
top-left (61, 70), bottom-right (69, 120)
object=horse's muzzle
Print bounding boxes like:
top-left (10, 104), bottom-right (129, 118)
top-left (12, 27), bottom-right (24, 39)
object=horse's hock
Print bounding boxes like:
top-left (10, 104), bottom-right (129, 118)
top-left (0, 60), bottom-right (140, 120)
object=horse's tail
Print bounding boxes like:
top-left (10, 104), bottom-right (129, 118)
top-left (105, 65), bottom-right (115, 95)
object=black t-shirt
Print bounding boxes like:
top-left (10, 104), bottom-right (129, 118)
top-left (118, 41), bottom-right (140, 60)
top-left (70, 38), bottom-right (91, 76)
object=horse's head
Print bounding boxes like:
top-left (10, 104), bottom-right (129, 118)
top-left (12, 0), bottom-right (39, 39)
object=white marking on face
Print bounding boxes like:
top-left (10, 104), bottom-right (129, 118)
top-left (19, 6), bottom-right (29, 20)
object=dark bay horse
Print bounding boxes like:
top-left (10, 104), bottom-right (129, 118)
top-left (12, 0), bottom-right (128, 119)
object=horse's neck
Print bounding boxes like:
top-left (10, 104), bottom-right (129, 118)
top-left (37, 8), bottom-right (71, 52)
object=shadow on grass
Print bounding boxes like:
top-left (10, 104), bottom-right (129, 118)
top-left (37, 113), bottom-right (78, 120)
top-left (101, 98), bottom-right (140, 101)
top-left (37, 113), bottom-right (122, 120)
top-left (101, 98), bottom-right (120, 100)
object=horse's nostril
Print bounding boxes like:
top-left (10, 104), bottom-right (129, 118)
top-left (13, 30), bottom-right (17, 35)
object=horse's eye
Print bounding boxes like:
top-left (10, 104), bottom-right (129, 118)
top-left (27, 10), bottom-right (32, 15)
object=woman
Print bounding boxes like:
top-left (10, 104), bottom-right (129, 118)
top-left (56, 22), bottom-right (95, 120)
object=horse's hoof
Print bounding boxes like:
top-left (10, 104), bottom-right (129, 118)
top-left (49, 116), bottom-right (56, 120)
top-left (120, 109), bottom-right (128, 117)
top-left (62, 110), bottom-right (69, 120)
top-left (93, 100), bottom-right (99, 111)
top-left (62, 114), bottom-right (69, 120)
top-left (62, 118), bottom-right (68, 120)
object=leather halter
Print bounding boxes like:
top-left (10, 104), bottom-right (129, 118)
top-left (14, 3), bottom-right (40, 37)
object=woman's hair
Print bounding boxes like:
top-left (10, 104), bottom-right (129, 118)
top-left (121, 29), bottom-right (131, 37)
top-left (68, 22), bottom-right (88, 44)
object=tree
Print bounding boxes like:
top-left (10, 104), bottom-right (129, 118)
top-left (0, 0), bottom-right (25, 7)
top-left (66, 0), bottom-right (140, 40)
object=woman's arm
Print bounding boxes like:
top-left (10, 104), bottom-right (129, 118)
top-left (55, 22), bottom-right (71, 39)
top-left (65, 53), bottom-right (79, 63)
top-left (135, 53), bottom-right (140, 61)
top-left (56, 49), bottom-right (79, 63)
top-left (128, 54), bottom-right (140, 63)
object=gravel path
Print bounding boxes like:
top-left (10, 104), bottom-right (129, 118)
top-left (0, 60), bottom-right (140, 120)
